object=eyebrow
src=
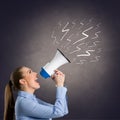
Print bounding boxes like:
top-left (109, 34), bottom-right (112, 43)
top-left (27, 69), bottom-right (32, 73)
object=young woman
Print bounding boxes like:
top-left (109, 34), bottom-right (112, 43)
top-left (4, 66), bottom-right (68, 120)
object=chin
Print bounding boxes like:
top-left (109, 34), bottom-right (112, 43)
top-left (36, 85), bottom-right (40, 89)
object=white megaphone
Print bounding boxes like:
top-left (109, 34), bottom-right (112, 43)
top-left (40, 49), bottom-right (71, 79)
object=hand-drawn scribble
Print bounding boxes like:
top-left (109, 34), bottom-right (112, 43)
top-left (76, 59), bottom-right (87, 64)
top-left (60, 22), bottom-right (70, 41)
top-left (77, 50), bottom-right (95, 57)
top-left (51, 18), bottom-right (102, 65)
top-left (72, 26), bottom-right (93, 45)
top-left (90, 56), bottom-right (100, 63)
top-left (92, 31), bottom-right (101, 39)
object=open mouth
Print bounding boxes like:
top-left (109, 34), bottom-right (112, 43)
top-left (35, 79), bottom-right (40, 83)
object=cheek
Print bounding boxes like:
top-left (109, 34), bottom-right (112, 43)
top-left (31, 79), bottom-right (36, 84)
top-left (27, 78), bottom-right (35, 84)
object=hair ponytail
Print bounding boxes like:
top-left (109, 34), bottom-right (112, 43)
top-left (4, 81), bottom-right (15, 120)
top-left (4, 66), bottom-right (24, 120)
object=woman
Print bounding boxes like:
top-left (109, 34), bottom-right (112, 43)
top-left (4, 66), bottom-right (68, 120)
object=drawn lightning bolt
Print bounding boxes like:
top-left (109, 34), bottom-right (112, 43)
top-left (69, 46), bottom-right (81, 54)
top-left (97, 48), bottom-right (102, 53)
top-left (63, 34), bottom-right (74, 51)
top-left (96, 23), bottom-right (101, 28)
top-left (51, 31), bottom-right (59, 45)
top-left (90, 56), bottom-right (100, 62)
top-left (71, 20), bottom-right (76, 29)
top-left (69, 43), bottom-right (86, 54)
top-left (88, 41), bottom-right (100, 48)
top-left (77, 50), bottom-right (95, 57)
top-left (76, 60), bottom-right (87, 64)
top-left (72, 26), bottom-right (93, 45)
top-left (60, 22), bottom-right (70, 41)
top-left (92, 31), bottom-right (101, 39)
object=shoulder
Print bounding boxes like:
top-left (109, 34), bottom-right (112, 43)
top-left (15, 96), bottom-right (37, 115)
top-left (15, 96), bottom-right (35, 109)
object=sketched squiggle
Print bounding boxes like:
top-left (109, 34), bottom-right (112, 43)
top-left (51, 18), bottom-right (102, 65)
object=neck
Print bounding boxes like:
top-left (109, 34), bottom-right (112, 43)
top-left (22, 87), bottom-right (35, 94)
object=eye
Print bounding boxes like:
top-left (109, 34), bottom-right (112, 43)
top-left (29, 70), bottom-right (32, 74)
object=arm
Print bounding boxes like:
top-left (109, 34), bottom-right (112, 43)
top-left (63, 94), bottom-right (69, 115)
top-left (17, 87), bottom-right (68, 119)
top-left (36, 98), bottom-right (53, 107)
top-left (36, 88), bottom-right (68, 115)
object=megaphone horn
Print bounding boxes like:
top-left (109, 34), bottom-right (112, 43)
top-left (40, 49), bottom-right (71, 79)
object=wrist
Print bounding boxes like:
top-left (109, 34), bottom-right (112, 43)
top-left (55, 84), bottom-right (64, 87)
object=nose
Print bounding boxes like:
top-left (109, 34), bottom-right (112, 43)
top-left (36, 73), bottom-right (39, 78)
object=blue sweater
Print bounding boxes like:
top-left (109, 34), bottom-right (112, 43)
top-left (15, 87), bottom-right (68, 120)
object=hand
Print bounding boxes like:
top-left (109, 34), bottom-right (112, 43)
top-left (51, 70), bottom-right (65, 87)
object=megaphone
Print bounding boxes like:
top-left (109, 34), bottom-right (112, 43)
top-left (40, 49), bottom-right (71, 79)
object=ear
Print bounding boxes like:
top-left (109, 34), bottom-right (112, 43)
top-left (19, 79), bottom-right (26, 85)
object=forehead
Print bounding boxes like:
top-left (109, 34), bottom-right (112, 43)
top-left (21, 67), bottom-right (31, 73)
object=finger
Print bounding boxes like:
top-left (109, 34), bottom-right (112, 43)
top-left (55, 70), bottom-right (63, 75)
top-left (54, 69), bottom-right (59, 72)
top-left (51, 75), bottom-right (55, 79)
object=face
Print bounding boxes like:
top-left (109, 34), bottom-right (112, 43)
top-left (20, 67), bottom-right (40, 92)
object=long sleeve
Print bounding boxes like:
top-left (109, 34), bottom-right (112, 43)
top-left (56, 87), bottom-right (69, 115)
top-left (15, 87), bottom-right (69, 120)
top-left (36, 87), bottom-right (68, 116)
